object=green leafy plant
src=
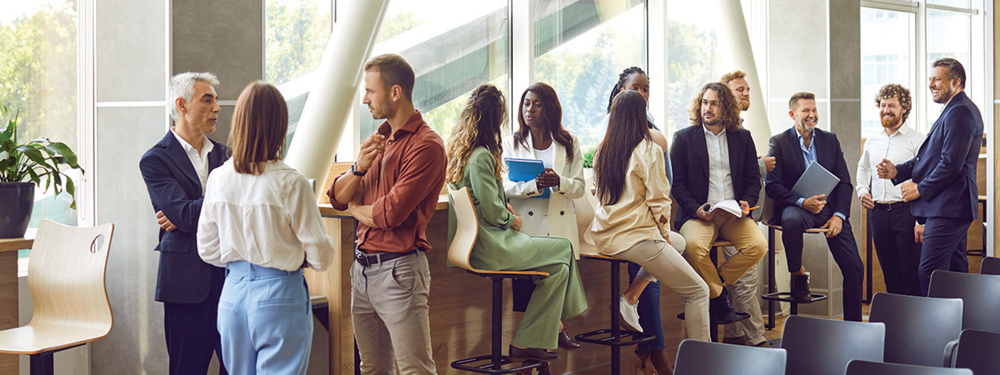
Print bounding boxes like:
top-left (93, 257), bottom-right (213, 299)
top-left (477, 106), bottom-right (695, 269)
top-left (0, 103), bottom-right (83, 209)
top-left (583, 147), bottom-right (596, 169)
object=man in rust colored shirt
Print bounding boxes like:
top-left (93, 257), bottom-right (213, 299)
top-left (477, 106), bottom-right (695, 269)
top-left (328, 54), bottom-right (446, 375)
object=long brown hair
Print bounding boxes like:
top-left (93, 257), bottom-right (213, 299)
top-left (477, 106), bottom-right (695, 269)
top-left (595, 90), bottom-right (650, 206)
top-left (446, 84), bottom-right (507, 184)
top-left (229, 81), bottom-right (288, 175)
top-left (688, 82), bottom-right (741, 131)
top-left (513, 82), bottom-right (574, 162)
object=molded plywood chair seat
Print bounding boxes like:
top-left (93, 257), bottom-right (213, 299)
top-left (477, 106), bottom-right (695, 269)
top-left (868, 292), bottom-right (963, 367)
top-left (953, 329), bottom-right (1000, 374)
top-left (846, 360), bottom-right (972, 375)
top-left (0, 219), bottom-right (114, 375)
top-left (447, 187), bottom-right (548, 374)
top-left (980, 256), bottom-right (1000, 275)
top-left (673, 339), bottom-right (786, 375)
top-left (779, 315), bottom-right (885, 375)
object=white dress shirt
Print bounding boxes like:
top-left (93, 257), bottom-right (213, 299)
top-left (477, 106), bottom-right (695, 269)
top-left (704, 126), bottom-right (735, 204)
top-left (856, 124), bottom-right (925, 203)
top-left (198, 159), bottom-right (335, 271)
top-left (171, 129), bottom-right (214, 194)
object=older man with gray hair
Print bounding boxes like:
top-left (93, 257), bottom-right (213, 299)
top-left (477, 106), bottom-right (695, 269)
top-left (140, 72), bottom-right (229, 375)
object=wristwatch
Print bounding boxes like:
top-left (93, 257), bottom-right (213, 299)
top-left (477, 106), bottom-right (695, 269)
top-left (351, 163), bottom-right (366, 176)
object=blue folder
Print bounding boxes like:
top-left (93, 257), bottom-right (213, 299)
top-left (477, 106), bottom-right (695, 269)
top-left (505, 158), bottom-right (549, 198)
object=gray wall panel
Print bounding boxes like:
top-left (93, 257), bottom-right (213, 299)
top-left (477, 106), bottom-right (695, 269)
top-left (96, 0), bottom-right (166, 102)
top-left (172, 0), bottom-right (264, 101)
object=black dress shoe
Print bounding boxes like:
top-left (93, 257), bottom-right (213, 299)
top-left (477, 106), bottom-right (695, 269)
top-left (790, 273), bottom-right (812, 303)
top-left (711, 288), bottom-right (750, 324)
top-left (557, 329), bottom-right (581, 350)
top-left (509, 345), bottom-right (560, 361)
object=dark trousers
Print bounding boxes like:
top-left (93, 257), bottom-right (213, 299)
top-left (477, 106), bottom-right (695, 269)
top-left (869, 203), bottom-right (922, 296)
top-left (919, 216), bottom-right (973, 296)
top-left (780, 205), bottom-right (864, 321)
top-left (164, 267), bottom-right (228, 375)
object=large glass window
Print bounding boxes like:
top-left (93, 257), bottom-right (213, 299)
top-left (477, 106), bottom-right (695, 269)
top-left (532, 0), bottom-right (646, 151)
top-left (1, 0), bottom-right (79, 251)
top-left (926, 9), bottom-right (972, 127)
top-left (359, 0), bottom-right (509, 141)
top-left (264, 0), bottom-right (332, 86)
top-left (860, 8), bottom-right (915, 136)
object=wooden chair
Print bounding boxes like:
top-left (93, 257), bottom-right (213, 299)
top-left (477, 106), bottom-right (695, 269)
top-left (447, 187), bottom-right (549, 374)
top-left (0, 219), bottom-right (114, 375)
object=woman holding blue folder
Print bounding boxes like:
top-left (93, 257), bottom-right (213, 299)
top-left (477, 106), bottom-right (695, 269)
top-left (501, 82), bottom-right (587, 352)
top-left (446, 83), bottom-right (588, 362)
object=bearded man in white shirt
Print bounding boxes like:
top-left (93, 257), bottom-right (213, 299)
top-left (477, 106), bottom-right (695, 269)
top-left (856, 84), bottom-right (925, 296)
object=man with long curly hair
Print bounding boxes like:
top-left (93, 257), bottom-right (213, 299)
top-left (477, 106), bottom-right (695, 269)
top-left (669, 82), bottom-right (767, 324)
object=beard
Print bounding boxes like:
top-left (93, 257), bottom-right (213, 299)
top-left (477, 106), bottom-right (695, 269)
top-left (370, 102), bottom-right (395, 120)
top-left (880, 113), bottom-right (902, 128)
top-left (932, 86), bottom-right (954, 104)
top-left (739, 98), bottom-right (750, 111)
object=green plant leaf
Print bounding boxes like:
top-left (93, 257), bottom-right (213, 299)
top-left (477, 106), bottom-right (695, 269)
top-left (44, 142), bottom-right (78, 166)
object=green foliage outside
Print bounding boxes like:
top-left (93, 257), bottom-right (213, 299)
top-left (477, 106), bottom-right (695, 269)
top-left (0, 103), bottom-right (84, 209)
top-left (582, 147), bottom-right (596, 169)
top-left (265, 0), bottom-right (331, 85)
top-left (665, 21), bottom-right (718, 133)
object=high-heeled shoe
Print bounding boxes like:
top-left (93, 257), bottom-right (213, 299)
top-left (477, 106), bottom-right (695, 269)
top-left (631, 348), bottom-right (657, 375)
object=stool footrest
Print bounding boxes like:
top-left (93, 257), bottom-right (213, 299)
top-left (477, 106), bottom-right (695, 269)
top-left (761, 292), bottom-right (828, 303)
top-left (450, 355), bottom-right (542, 374)
top-left (574, 329), bottom-right (654, 347)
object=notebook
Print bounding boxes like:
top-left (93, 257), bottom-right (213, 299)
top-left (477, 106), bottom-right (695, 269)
top-left (505, 158), bottom-right (549, 199)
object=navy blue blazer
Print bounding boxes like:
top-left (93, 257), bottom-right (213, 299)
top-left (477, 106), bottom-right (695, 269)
top-left (765, 127), bottom-right (854, 225)
top-left (139, 131), bottom-right (228, 304)
top-left (893, 91), bottom-right (983, 220)
top-left (670, 125), bottom-right (761, 229)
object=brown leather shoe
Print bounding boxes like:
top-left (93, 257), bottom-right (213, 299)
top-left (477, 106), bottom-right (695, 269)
top-left (509, 345), bottom-right (560, 361)
top-left (557, 329), bottom-right (582, 350)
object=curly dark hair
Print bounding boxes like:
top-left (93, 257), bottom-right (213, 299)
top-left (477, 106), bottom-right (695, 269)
top-left (608, 66), bottom-right (647, 113)
top-left (875, 84), bottom-right (912, 125)
top-left (688, 82), bottom-right (741, 131)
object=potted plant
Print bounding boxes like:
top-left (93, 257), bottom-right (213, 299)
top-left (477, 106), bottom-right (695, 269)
top-left (0, 103), bottom-right (83, 238)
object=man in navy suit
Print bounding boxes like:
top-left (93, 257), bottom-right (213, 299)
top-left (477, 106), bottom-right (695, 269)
top-left (140, 72), bottom-right (229, 374)
top-left (877, 58), bottom-right (984, 296)
top-left (765, 92), bottom-right (863, 321)
top-left (671, 82), bottom-right (767, 324)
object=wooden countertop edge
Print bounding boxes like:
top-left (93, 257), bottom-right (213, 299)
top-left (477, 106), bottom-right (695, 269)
top-left (319, 195), bottom-right (449, 217)
top-left (0, 238), bottom-right (33, 253)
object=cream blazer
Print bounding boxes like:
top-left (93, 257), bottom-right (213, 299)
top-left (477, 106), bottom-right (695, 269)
top-left (502, 134), bottom-right (585, 258)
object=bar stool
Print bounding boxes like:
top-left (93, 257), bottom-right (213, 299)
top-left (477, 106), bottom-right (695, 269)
top-left (575, 252), bottom-right (654, 375)
top-left (676, 240), bottom-right (750, 342)
top-left (761, 223), bottom-right (828, 331)
top-left (447, 187), bottom-right (549, 374)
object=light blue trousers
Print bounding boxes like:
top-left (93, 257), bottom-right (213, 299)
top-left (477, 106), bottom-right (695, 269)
top-left (219, 261), bottom-right (313, 375)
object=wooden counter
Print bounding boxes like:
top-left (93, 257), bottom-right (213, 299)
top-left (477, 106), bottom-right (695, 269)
top-left (0, 238), bottom-right (31, 375)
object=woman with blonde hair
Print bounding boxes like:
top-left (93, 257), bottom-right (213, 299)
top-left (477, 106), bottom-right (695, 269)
top-left (198, 81), bottom-right (334, 374)
top-left (446, 83), bottom-right (588, 362)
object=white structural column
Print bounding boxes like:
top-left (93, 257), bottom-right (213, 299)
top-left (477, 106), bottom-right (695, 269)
top-left (285, 0), bottom-right (391, 187)
top-left (509, 0), bottom-right (534, 125)
top-left (647, 0), bottom-right (668, 138)
top-left (718, 0), bottom-right (771, 152)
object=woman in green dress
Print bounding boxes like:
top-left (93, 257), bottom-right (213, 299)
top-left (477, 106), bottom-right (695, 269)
top-left (446, 83), bottom-right (588, 362)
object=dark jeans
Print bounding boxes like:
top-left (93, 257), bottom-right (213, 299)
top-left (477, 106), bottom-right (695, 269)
top-left (627, 262), bottom-right (665, 351)
top-left (869, 204), bottom-right (922, 296)
top-left (780, 205), bottom-right (864, 321)
top-left (919, 216), bottom-right (973, 296)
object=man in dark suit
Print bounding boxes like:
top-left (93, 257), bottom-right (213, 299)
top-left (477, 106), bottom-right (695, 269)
top-left (672, 82), bottom-right (767, 324)
top-left (140, 72), bottom-right (228, 375)
top-left (765, 92), bottom-right (863, 321)
top-left (877, 58), bottom-right (984, 296)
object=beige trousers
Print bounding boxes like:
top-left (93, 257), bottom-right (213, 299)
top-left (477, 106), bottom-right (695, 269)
top-left (680, 214), bottom-right (766, 298)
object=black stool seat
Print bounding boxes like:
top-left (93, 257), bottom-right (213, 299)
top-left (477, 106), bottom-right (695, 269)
top-left (762, 292), bottom-right (827, 316)
top-left (576, 253), bottom-right (655, 375)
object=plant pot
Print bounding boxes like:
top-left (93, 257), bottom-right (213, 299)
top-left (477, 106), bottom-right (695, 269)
top-left (0, 182), bottom-right (34, 238)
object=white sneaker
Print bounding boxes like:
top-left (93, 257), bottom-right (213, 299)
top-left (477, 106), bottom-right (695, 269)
top-left (619, 294), bottom-right (643, 333)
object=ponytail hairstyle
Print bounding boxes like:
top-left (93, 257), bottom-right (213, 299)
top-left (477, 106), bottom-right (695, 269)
top-left (595, 90), bottom-right (650, 206)
top-left (608, 66), bottom-right (648, 113)
top-left (513, 82), bottom-right (575, 163)
top-left (446, 83), bottom-right (508, 184)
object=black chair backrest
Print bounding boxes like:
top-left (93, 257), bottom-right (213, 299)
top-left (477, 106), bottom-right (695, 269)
top-left (954, 329), bottom-right (1000, 374)
top-left (868, 292), bottom-right (963, 366)
top-left (981, 257), bottom-right (1000, 275)
top-left (673, 339), bottom-right (786, 375)
top-left (780, 316), bottom-right (885, 375)
top-left (846, 360), bottom-right (972, 375)
top-left (928, 270), bottom-right (1000, 333)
